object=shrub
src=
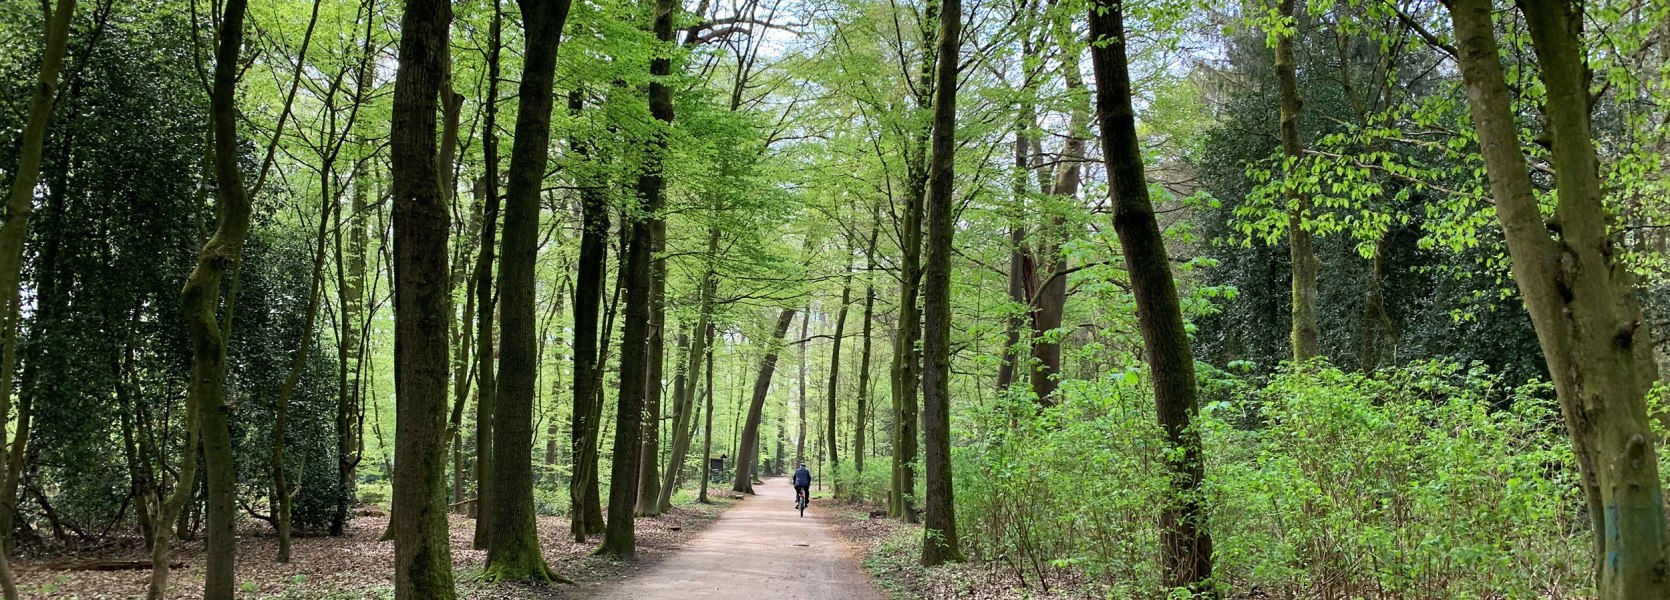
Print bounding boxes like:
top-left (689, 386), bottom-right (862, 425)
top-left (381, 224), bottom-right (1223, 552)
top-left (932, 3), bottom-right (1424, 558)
top-left (951, 360), bottom-right (1588, 598)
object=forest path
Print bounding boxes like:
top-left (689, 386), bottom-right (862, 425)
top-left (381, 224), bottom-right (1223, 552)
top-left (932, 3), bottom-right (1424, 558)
top-left (584, 477), bottom-right (884, 600)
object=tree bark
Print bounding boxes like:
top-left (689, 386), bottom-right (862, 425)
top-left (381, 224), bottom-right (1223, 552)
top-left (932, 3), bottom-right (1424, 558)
top-left (1274, 0), bottom-right (1321, 362)
top-left (732, 309), bottom-right (798, 494)
top-left (1086, 0), bottom-right (1214, 591)
top-left (919, 0), bottom-right (962, 566)
top-left (485, 0), bottom-right (574, 581)
top-left (389, 0), bottom-right (458, 595)
top-left (1445, 0), bottom-right (1668, 595)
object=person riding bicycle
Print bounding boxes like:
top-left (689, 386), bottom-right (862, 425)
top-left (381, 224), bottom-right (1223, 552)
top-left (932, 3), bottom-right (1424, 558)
top-left (792, 462), bottom-right (811, 508)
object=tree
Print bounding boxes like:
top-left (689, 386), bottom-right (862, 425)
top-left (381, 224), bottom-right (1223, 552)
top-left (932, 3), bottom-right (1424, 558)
top-left (1086, 0), bottom-right (1214, 592)
top-left (657, 227), bottom-right (721, 511)
top-left (186, 0), bottom-right (257, 594)
top-left (919, 0), bottom-right (962, 567)
top-left (388, 0), bottom-right (458, 595)
top-left (596, 0), bottom-right (678, 558)
top-left (568, 87), bottom-right (610, 541)
top-left (1444, 0), bottom-right (1668, 595)
top-left (1271, 0), bottom-right (1321, 362)
top-left (486, 0), bottom-right (575, 582)
top-left (0, 0), bottom-right (75, 595)
top-left (733, 308), bottom-right (798, 494)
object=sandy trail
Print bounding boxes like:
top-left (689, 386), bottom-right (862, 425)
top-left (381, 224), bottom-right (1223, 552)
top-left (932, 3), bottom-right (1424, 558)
top-left (586, 477), bottom-right (883, 600)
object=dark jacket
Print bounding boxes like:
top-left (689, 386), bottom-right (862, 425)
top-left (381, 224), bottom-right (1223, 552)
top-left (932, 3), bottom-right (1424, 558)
top-left (793, 466), bottom-right (811, 487)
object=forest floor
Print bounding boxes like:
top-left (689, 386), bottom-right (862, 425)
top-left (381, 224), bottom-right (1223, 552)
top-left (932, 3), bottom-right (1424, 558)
top-left (579, 477), bottom-right (882, 600)
top-left (12, 491), bottom-right (738, 599)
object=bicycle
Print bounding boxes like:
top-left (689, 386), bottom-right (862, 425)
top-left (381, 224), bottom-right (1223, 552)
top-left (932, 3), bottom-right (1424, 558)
top-left (794, 487), bottom-right (809, 517)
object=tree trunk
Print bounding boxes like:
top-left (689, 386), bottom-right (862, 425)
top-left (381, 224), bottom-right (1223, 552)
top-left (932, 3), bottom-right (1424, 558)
top-left (185, 1), bottom-right (259, 595)
top-left (1028, 45), bottom-right (1085, 405)
top-left (568, 89), bottom-right (610, 541)
top-left (389, 0), bottom-right (458, 595)
top-left (467, 19), bottom-right (501, 546)
top-left (1445, 0), bottom-right (1668, 595)
top-left (853, 219), bottom-right (878, 493)
top-left (636, 217), bottom-right (667, 516)
top-left (597, 0), bottom-right (677, 557)
top-left (733, 309), bottom-right (798, 494)
top-left (1086, 0), bottom-right (1214, 591)
top-left (0, 3), bottom-right (75, 592)
top-left (546, 279), bottom-right (567, 470)
top-left (919, 0), bottom-right (962, 566)
top-left (658, 227), bottom-right (720, 511)
top-left (890, 0), bottom-right (937, 523)
top-left (484, 0), bottom-right (573, 581)
top-left (1274, 0), bottom-right (1321, 363)
top-left (797, 305), bottom-right (810, 466)
top-left (826, 250), bottom-right (852, 495)
top-left (698, 323), bottom-right (717, 503)
top-left (332, 10), bottom-right (379, 537)
top-left (998, 106), bottom-right (1034, 395)
top-left (271, 163), bottom-right (336, 563)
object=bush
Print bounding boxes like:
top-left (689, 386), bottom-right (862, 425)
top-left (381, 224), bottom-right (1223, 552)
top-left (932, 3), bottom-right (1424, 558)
top-left (951, 360), bottom-right (1588, 598)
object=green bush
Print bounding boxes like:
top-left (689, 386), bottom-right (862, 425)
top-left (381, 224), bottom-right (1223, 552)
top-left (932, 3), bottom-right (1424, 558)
top-left (951, 360), bottom-right (1588, 598)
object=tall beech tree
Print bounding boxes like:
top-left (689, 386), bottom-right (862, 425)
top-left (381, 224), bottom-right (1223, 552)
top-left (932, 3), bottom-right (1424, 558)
top-left (1087, 0), bottom-right (1214, 591)
top-left (388, 0), bottom-right (457, 595)
top-left (889, 0), bottom-right (939, 523)
top-left (919, 0), bottom-right (962, 567)
top-left (1445, 0), bottom-right (1668, 595)
top-left (657, 227), bottom-right (721, 511)
top-left (596, 0), bottom-right (678, 557)
top-left (486, 0), bottom-right (574, 582)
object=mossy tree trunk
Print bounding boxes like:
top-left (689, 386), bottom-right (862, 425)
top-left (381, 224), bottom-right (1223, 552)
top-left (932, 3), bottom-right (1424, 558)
top-left (388, 0), bottom-right (458, 595)
top-left (485, 0), bottom-right (574, 581)
top-left (919, 0), bottom-right (962, 567)
top-left (1086, 0), bottom-right (1215, 591)
top-left (0, 2), bottom-right (75, 595)
top-left (1445, 0), bottom-right (1669, 595)
top-left (1273, 0), bottom-right (1321, 363)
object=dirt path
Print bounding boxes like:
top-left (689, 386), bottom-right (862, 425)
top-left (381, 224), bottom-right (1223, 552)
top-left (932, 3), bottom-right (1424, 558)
top-left (585, 477), bottom-right (884, 600)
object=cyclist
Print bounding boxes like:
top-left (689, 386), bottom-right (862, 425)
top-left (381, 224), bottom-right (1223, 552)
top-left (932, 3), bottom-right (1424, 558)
top-left (792, 462), bottom-right (811, 509)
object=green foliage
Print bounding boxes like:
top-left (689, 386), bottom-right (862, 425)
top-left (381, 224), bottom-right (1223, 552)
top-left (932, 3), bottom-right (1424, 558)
top-left (945, 361), bottom-right (1585, 597)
